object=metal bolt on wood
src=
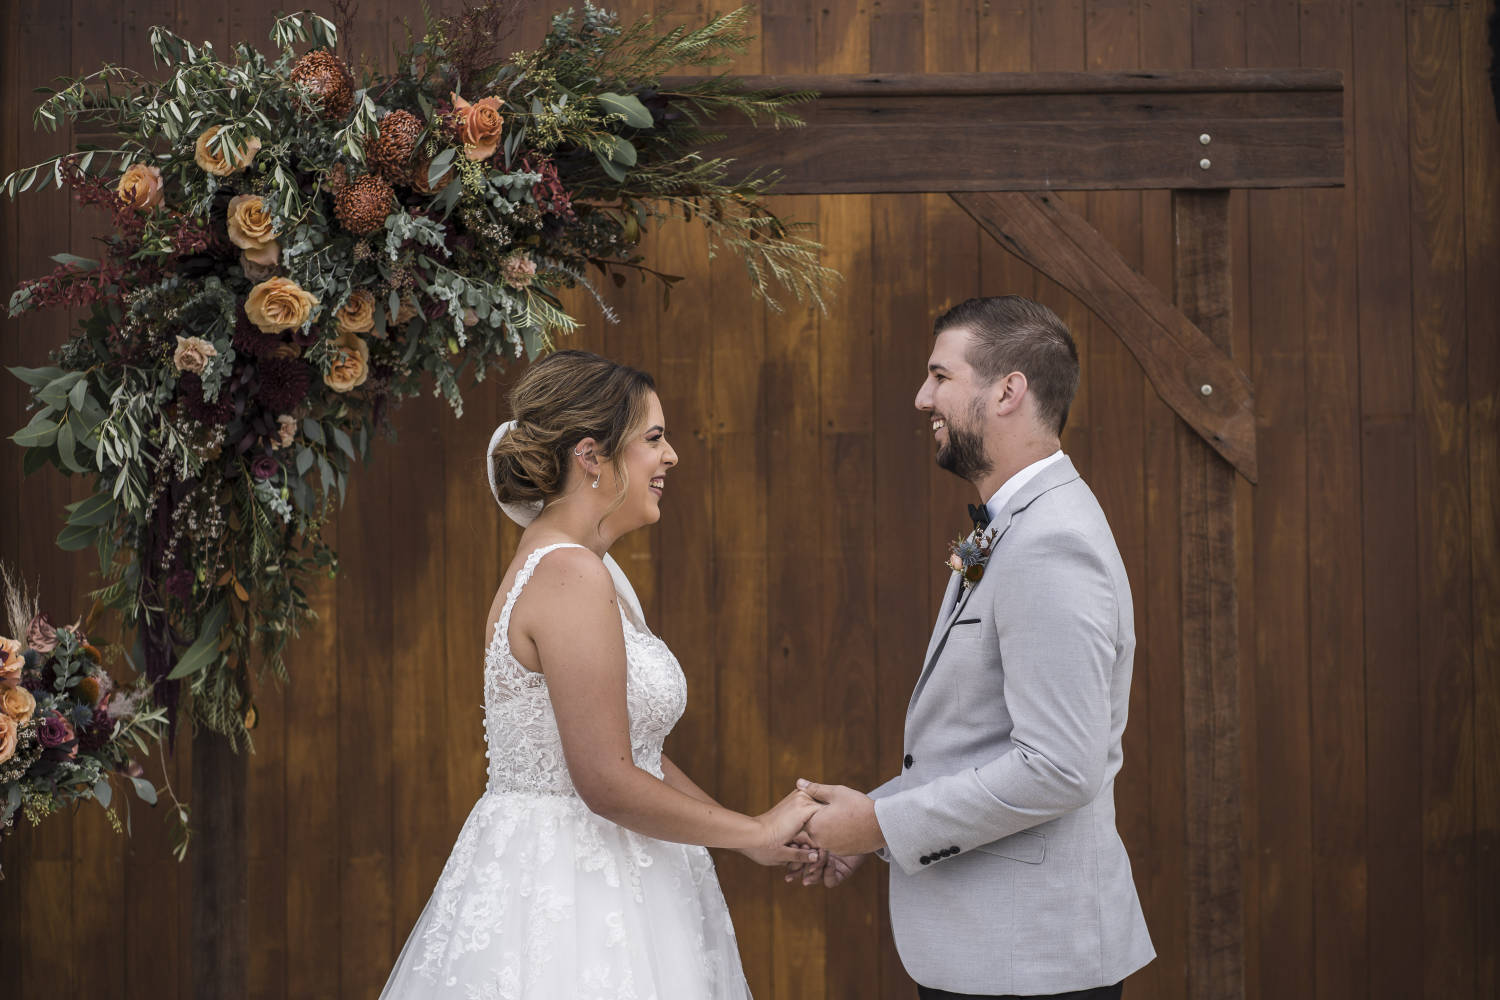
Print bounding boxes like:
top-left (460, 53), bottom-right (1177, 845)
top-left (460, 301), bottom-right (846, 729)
top-left (1199, 158), bottom-right (1212, 170)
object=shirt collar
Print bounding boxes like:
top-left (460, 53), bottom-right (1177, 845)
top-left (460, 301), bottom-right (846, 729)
top-left (985, 450), bottom-right (1065, 525)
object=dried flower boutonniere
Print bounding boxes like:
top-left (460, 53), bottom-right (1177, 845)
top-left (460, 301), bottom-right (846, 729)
top-left (945, 529), bottom-right (994, 590)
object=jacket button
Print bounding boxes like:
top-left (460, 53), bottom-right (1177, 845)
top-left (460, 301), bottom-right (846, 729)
top-left (949, 846), bottom-right (959, 854)
top-left (920, 855), bottom-right (931, 865)
top-left (903, 754), bottom-right (914, 769)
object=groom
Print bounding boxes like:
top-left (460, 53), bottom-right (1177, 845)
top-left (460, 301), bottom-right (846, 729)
top-left (795, 296), bottom-right (1154, 998)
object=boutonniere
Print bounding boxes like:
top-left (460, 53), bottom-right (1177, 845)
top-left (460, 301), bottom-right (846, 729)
top-left (945, 528), bottom-right (994, 590)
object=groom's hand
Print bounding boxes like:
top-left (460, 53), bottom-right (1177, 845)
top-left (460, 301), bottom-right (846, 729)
top-left (785, 848), bottom-right (867, 887)
top-left (796, 779), bottom-right (886, 856)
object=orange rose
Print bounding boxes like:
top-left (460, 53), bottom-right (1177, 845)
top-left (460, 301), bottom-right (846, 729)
top-left (324, 331), bottom-right (370, 392)
top-left (194, 126), bottom-right (261, 176)
top-left (451, 92), bottom-right (504, 161)
top-left (0, 637), bottom-right (21, 688)
top-left (117, 164), bottom-right (164, 210)
top-left (245, 277), bottom-right (319, 334)
top-left (335, 289), bottom-right (376, 335)
top-left (1, 685), bottom-right (34, 724)
top-left (0, 714), bottom-right (15, 766)
top-left (227, 194), bottom-right (279, 266)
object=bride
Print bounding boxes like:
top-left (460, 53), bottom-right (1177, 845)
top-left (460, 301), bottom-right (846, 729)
top-left (380, 350), bottom-right (821, 998)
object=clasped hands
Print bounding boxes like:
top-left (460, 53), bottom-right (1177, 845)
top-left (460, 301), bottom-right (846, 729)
top-left (774, 778), bottom-right (884, 889)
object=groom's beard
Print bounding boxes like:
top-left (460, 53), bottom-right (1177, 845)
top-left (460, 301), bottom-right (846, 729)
top-left (935, 402), bottom-right (992, 482)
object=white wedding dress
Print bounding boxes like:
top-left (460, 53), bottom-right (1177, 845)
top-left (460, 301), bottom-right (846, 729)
top-left (379, 543), bottom-right (752, 999)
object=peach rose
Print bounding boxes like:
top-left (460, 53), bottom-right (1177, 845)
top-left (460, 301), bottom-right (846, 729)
top-left (451, 92), bottom-right (504, 161)
top-left (227, 194), bottom-right (279, 266)
top-left (245, 277), bottom-right (319, 334)
top-left (272, 414), bottom-right (297, 450)
top-left (324, 331), bottom-right (370, 393)
top-left (117, 163), bottom-right (164, 211)
top-left (0, 637), bottom-right (23, 688)
top-left (0, 714), bottom-right (15, 766)
top-left (335, 289), bottom-right (376, 335)
top-left (0, 685), bottom-right (31, 724)
top-left (173, 335), bottom-right (218, 374)
top-left (194, 126), bottom-right (261, 176)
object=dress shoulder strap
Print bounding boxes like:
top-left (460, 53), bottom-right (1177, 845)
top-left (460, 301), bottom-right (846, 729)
top-left (494, 543), bottom-right (588, 648)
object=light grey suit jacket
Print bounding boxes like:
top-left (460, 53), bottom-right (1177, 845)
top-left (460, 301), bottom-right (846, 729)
top-left (870, 457), bottom-right (1154, 995)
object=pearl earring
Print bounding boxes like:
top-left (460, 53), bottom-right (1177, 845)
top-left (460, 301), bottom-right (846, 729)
top-left (592, 473), bottom-right (600, 489)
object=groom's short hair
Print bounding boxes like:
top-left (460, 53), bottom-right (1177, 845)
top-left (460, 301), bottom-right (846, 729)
top-left (934, 295), bottom-right (1080, 434)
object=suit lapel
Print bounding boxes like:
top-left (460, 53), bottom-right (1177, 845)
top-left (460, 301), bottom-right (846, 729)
top-left (906, 457), bottom-right (1083, 716)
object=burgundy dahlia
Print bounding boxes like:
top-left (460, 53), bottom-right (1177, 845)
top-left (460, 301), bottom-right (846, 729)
top-left (78, 704), bottom-right (114, 754)
top-left (255, 356), bottom-right (312, 412)
top-left (178, 373), bottom-right (236, 425)
top-left (233, 309), bottom-right (285, 358)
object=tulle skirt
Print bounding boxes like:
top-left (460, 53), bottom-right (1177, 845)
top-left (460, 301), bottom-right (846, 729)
top-left (379, 790), bottom-right (752, 999)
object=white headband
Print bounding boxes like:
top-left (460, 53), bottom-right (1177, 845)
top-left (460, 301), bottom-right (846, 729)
top-left (486, 420), bottom-right (648, 631)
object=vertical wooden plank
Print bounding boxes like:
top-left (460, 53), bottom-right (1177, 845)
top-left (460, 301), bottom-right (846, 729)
top-left (650, 4), bottom-right (718, 794)
top-left (66, 2), bottom-right (128, 997)
top-left (1242, 6), bottom-right (1314, 1000)
top-left (8, 0), bottom-right (81, 997)
top-left (1137, 7), bottom-right (1192, 998)
top-left (709, 242), bottom-right (772, 996)
top-left (820, 10), bottom-right (879, 1000)
top-left (702, 13), bottom-right (771, 989)
top-left (1172, 189), bottom-right (1244, 1000)
top-left (1460, 0), bottom-right (1500, 995)
top-left (284, 539), bottom-right (340, 998)
top-left (1299, 3), bottom-right (1370, 998)
top-left (388, 393), bottom-right (451, 950)
top-left (1406, 6), bottom-right (1476, 997)
top-left (922, 3), bottom-right (981, 632)
top-left (1029, 0), bottom-right (1092, 481)
top-left (1352, 1), bottom-right (1422, 997)
top-left (1078, 12), bottom-right (1153, 999)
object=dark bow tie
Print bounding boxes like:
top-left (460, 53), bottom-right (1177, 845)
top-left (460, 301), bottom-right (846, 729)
top-left (968, 503), bottom-right (992, 529)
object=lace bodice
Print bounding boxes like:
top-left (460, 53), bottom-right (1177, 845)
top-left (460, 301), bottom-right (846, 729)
top-left (482, 543), bottom-right (687, 795)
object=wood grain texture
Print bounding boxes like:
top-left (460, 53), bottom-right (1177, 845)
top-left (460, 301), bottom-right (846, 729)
top-left (950, 190), bottom-right (1258, 480)
top-left (1172, 189), bottom-right (1244, 1000)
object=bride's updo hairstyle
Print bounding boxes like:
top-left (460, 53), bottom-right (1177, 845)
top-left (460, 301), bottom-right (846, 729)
top-left (489, 349), bottom-right (657, 511)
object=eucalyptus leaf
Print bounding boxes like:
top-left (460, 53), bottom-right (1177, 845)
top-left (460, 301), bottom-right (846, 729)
top-left (597, 92), bottom-right (654, 129)
top-left (12, 416), bottom-right (59, 448)
top-left (56, 418), bottom-right (86, 473)
top-left (66, 490), bottom-right (117, 527)
top-left (56, 522), bottom-right (99, 551)
top-left (332, 426), bottom-right (355, 461)
top-left (166, 601), bottom-right (228, 680)
top-left (8, 364), bottom-right (64, 387)
top-left (93, 777), bottom-right (112, 809)
top-left (302, 418), bottom-right (325, 445)
top-left (130, 776), bottom-right (158, 805)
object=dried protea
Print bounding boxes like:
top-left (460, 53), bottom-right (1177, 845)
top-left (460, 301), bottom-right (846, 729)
top-left (411, 155), bottom-right (454, 195)
top-left (369, 110), bottom-right (423, 184)
top-left (289, 48), bottom-right (355, 119)
top-left (333, 173), bottom-right (394, 236)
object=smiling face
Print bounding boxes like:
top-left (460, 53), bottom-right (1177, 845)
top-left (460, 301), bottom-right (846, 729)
top-left (914, 325), bottom-right (994, 482)
top-left (605, 390), bottom-right (678, 530)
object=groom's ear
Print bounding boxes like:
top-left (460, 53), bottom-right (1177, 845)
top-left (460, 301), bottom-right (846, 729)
top-left (994, 371), bottom-right (1028, 417)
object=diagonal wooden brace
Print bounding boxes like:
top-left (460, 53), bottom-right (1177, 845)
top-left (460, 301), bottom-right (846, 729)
top-left (950, 190), bottom-right (1258, 483)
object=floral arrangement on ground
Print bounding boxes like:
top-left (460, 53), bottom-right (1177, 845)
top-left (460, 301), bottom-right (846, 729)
top-left (0, 565), bottom-right (186, 876)
top-left (3, 4), bottom-right (832, 742)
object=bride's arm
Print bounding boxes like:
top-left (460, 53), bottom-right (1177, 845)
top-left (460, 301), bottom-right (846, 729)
top-left (660, 754), bottom-right (717, 806)
top-left (523, 548), bottom-right (816, 859)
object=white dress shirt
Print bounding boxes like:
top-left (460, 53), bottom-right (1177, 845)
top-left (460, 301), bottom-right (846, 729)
top-left (984, 450), bottom-right (1066, 524)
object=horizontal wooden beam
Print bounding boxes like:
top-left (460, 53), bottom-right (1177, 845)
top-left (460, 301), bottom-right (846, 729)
top-left (677, 69), bottom-right (1343, 193)
top-left (951, 189), bottom-right (1258, 481)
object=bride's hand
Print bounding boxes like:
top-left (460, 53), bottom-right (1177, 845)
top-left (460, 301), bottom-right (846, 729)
top-left (749, 789), bottom-right (822, 860)
top-left (742, 838), bottom-right (821, 868)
